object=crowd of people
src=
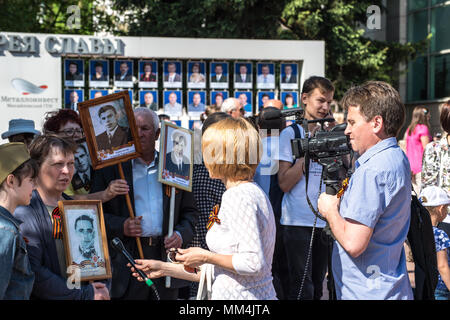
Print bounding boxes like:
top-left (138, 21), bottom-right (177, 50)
top-left (1, 75), bottom-right (449, 301)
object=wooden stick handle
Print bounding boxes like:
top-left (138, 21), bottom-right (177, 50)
top-left (165, 186), bottom-right (176, 288)
top-left (117, 162), bottom-right (144, 259)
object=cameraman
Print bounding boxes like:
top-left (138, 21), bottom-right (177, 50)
top-left (277, 76), bottom-right (335, 300)
top-left (318, 81), bottom-right (413, 300)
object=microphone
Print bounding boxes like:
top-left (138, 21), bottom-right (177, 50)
top-left (111, 237), bottom-right (160, 299)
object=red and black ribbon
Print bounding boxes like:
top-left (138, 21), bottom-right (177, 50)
top-left (206, 204), bottom-right (220, 230)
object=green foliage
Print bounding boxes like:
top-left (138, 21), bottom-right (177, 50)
top-left (0, 0), bottom-right (94, 35)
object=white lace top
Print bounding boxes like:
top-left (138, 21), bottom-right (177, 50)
top-left (205, 182), bottom-right (277, 300)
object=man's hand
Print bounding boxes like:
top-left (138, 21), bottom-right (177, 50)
top-left (102, 179), bottom-right (129, 202)
top-left (164, 232), bottom-right (182, 250)
top-left (123, 216), bottom-right (143, 237)
top-left (92, 282), bottom-right (110, 300)
top-left (317, 192), bottom-right (340, 221)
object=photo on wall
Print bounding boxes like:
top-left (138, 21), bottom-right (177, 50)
top-left (210, 91), bottom-right (228, 109)
top-left (187, 61), bottom-right (206, 89)
top-left (234, 90), bottom-right (253, 116)
top-left (280, 91), bottom-right (299, 110)
top-left (114, 60), bottom-right (133, 88)
top-left (256, 62), bottom-right (275, 90)
top-left (89, 89), bottom-right (109, 100)
top-left (257, 91), bottom-right (275, 112)
top-left (163, 90), bottom-right (183, 118)
top-left (89, 59), bottom-right (109, 88)
top-left (187, 90), bottom-right (206, 116)
top-left (210, 61), bottom-right (229, 89)
top-left (65, 89), bottom-right (84, 112)
top-left (234, 62), bottom-right (253, 89)
top-left (280, 63), bottom-right (299, 90)
top-left (138, 60), bottom-right (158, 88)
top-left (64, 59), bottom-right (84, 87)
top-left (163, 60), bottom-right (183, 88)
top-left (139, 90), bottom-right (159, 111)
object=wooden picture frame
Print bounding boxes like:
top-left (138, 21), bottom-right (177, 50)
top-left (158, 121), bottom-right (194, 192)
top-left (58, 200), bottom-right (112, 282)
top-left (78, 90), bottom-right (142, 170)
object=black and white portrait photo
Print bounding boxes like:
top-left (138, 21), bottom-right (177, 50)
top-left (59, 201), bottom-right (112, 281)
top-left (159, 121), bottom-right (193, 192)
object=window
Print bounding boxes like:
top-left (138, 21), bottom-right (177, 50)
top-left (431, 53), bottom-right (450, 99)
top-left (408, 0), bottom-right (428, 11)
top-left (431, 6), bottom-right (450, 52)
top-left (408, 56), bottom-right (428, 101)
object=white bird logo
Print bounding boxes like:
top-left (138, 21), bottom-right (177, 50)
top-left (11, 78), bottom-right (48, 95)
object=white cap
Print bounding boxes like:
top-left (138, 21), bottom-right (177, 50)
top-left (419, 186), bottom-right (450, 207)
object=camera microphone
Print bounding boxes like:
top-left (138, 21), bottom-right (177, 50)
top-left (111, 237), bottom-right (160, 300)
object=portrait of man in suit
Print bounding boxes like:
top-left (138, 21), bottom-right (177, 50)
top-left (95, 105), bottom-right (129, 152)
top-left (235, 63), bottom-right (252, 83)
top-left (71, 214), bottom-right (100, 264)
top-left (281, 64), bottom-right (297, 84)
top-left (115, 61), bottom-right (133, 81)
top-left (66, 61), bottom-right (83, 81)
top-left (165, 129), bottom-right (190, 180)
top-left (211, 64), bottom-right (227, 83)
top-left (65, 90), bottom-right (82, 111)
top-left (71, 143), bottom-right (93, 193)
top-left (164, 62), bottom-right (181, 82)
top-left (140, 91), bottom-right (158, 111)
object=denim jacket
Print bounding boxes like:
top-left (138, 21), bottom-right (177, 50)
top-left (0, 205), bottom-right (34, 299)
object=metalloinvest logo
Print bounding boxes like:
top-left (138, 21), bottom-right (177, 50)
top-left (11, 78), bottom-right (48, 95)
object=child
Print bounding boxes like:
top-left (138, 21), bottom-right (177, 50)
top-left (420, 186), bottom-right (450, 300)
top-left (0, 142), bottom-right (38, 299)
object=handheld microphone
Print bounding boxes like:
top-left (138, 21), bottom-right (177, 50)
top-left (111, 237), bottom-right (160, 299)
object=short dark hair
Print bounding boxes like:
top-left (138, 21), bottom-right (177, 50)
top-left (301, 76), bottom-right (335, 96)
top-left (43, 109), bottom-right (82, 135)
top-left (341, 81), bottom-right (405, 137)
top-left (29, 134), bottom-right (77, 168)
top-left (440, 100), bottom-right (450, 134)
top-left (98, 105), bottom-right (117, 118)
top-left (75, 214), bottom-right (94, 230)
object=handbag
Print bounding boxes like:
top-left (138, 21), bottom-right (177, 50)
top-left (196, 263), bottom-right (213, 300)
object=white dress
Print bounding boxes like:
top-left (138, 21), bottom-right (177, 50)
top-left (205, 182), bottom-right (277, 300)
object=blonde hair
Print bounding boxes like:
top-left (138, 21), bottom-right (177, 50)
top-left (202, 117), bottom-right (262, 181)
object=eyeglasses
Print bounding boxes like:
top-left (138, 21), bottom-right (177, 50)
top-left (59, 128), bottom-right (84, 137)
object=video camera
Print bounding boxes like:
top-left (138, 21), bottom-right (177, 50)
top-left (278, 107), bottom-right (353, 196)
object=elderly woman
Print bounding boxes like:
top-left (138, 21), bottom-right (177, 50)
top-left (129, 117), bottom-right (277, 300)
top-left (14, 135), bottom-right (110, 300)
top-left (43, 109), bottom-right (128, 200)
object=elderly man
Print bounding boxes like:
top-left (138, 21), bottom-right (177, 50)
top-left (95, 105), bottom-right (129, 152)
top-left (66, 91), bottom-right (80, 110)
top-left (91, 107), bottom-right (199, 300)
top-left (164, 92), bottom-right (182, 117)
top-left (141, 92), bottom-right (158, 111)
top-left (221, 98), bottom-right (244, 119)
top-left (115, 61), bottom-right (132, 81)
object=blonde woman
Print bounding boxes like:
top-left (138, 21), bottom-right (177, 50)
top-left (129, 117), bottom-right (277, 300)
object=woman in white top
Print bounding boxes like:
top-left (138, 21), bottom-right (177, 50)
top-left (129, 117), bottom-right (277, 300)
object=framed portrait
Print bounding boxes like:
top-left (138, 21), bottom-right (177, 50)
top-left (58, 200), bottom-right (112, 282)
top-left (114, 60), bottom-right (133, 88)
top-left (138, 60), bottom-right (158, 88)
top-left (158, 121), bottom-right (193, 192)
top-left (210, 61), bottom-right (229, 89)
top-left (163, 90), bottom-right (183, 118)
top-left (234, 62), bottom-right (253, 89)
top-left (70, 141), bottom-right (94, 194)
top-left (64, 89), bottom-right (83, 112)
top-left (139, 90), bottom-right (159, 111)
top-left (90, 89), bottom-right (109, 100)
top-left (280, 63), bottom-right (299, 90)
top-left (64, 59), bottom-right (84, 87)
top-left (78, 90), bottom-right (142, 170)
top-left (187, 61), bottom-right (206, 89)
top-left (257, 91), bottom-right (275, 112)
top-left (187, 90), bottom-right (206, 116)
top-left (235, 90), bottom-right (253, 116)
top-left (89, 59), bottom-right (109, 88)
top-left (281, 91), bottom-right (299, 110)
top-left (256, 62), bottom-right (275, 90)
top-left (114, 89), bottom-right (133, 106)
top-left (163, 60), bottom-right (182, 88)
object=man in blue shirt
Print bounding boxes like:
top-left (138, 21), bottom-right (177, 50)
top-left (318, 81), bottom-right (413, 300)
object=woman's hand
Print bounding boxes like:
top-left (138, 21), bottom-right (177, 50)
top-left (175, 247), bottom-right (213, 268)
top-left (127, 259), bottom-right (165, 281)
top-left (102, 179), bottom-right (129, 202)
